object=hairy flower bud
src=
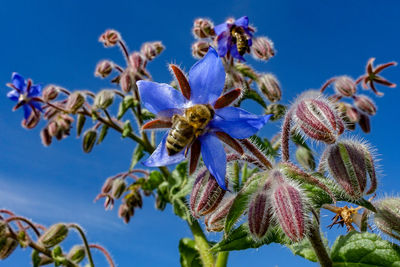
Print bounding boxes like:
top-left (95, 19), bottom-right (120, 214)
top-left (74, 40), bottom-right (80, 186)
top-left (191, 41), bottom-right (210, 59)
top-left (67, 245), bottom-right (86, 263)
top-left (374, 198), bottom-right (400, 240)
top-left (193, 18), bottom-right (214, 38)
top-left (40, 127), bottom-right (52, 146)
top-left (265, 103), bottom-right (286, 121)
top-left (251, 37), bottom-right (275, 61)
top-left (292, 91), bottom-right (344, 144)
top-left (140, 41), bottom-right (164, 61)
top-left (66, 92), bottom-right (85, 113)
top-left (99, 29), bottom-right (121, 47)
top-left (94, 89), bottom-right (114, 110)
top-left (257, 73), bottom-right (282, 102)
top-left (295, 146), bottom-right (316, 171)
top-left (38, 223), bottom-right (68, 248)
top-left (22, 111), bottom-right (41, 129)
top-left (111, 178), bottom-right (126, 199)
top-left (204, 195), bottom-right (235, 232)
top-left (118, 203), bottom-right (133, 224)
top-left (248, 189), bottom-right (273, 240)
top-left (42, 85), bottom-right (60, 101)
top-left (95, 60), bottom-right (113, 78)
top-left (334, 76), bottom-right (357, 97)
top-left (82, 129), bottom-right (97, 153)
top-left (0, 237), bottom-right (17, 260)
top-left (320, 139), bottom-right (377, 199)
top-left (190, 170), bottom-right (227, 218)
top-left (358, 113), bottom-right (371, 133)
top-left (354, 95), bottom-right (377, 116)
top-left (129, 52), bottom-right (147, 72)
top-left (120, 68), bottom-right (135, 93)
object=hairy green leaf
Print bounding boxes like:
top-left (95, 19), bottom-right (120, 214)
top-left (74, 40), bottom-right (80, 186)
top-left (179, 238), bottom-right (202, 267)
top-left (129, 144), bottom-right (145, 171)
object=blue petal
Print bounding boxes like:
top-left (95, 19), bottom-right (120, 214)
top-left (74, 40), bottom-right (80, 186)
top-left (210, 107), bottom-right (272, 139)
top-left (188, 47), bottom-right (225, 104)
top-left (199, 133), bottom-right (227, 190)
top-left (12, 72), bottom-right (26, 92)
top-left (230, 45), bottom-right (245, 61)
top-left (214, 22), bottom-right (229, 36)
top-left (235, 16), bottom-right (249, 28)
top-left (142, 133), bottom-right (185, 167)
top-left (7, 90), bottom-right (19, 101)
top-left (137, 81), bottom-right (186, 116)
top-left (28, 84), bottom-right (42, 97)
top-left (23, 104), bottom-right (32, 119)
top-left (217, 32), bottom-right (230, 57)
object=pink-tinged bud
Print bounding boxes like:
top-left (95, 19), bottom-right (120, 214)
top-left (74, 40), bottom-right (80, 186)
top-left (193, 18), bottom-right (214, 38)
top-left (82, 129), bottom-right (97, 153)
top-left (354, 95), bottom-right (377, 116)
top-left (190, 170), bottom-right (227, 218)
top-left (0, 237), bottom-right (17, 260)
top-left (22, 112), bottom-right (41, 129)
top-left (118, 203), bottom-right (133, 224)
top-left (334, 76), bottom-right (357, 97)
top-left (191, 41), bottom-right (210, 59)
top-left (120, 68), bottom-right (135, 93)
top-left (38, 223), bottom-right (69, 248)
top-left (42, 85), bottom-right (60, 101)
top-left (204, 195), bottom-right (235, 232)
top-left (111, 178), bottom-right (126, 199)
top-left (66, 92), bottom-right (85, 114)
top-left (270, 171), bottom-right (308, 242)
top-left (140, 41), bottom-right (165, 61)
top-left (129, 52), bottom-right (147, 72)
top-left (99, 29), bottom-right (121, 47)
top-left (292, 91), bottom-right (344, 144)
top-left (40, 127), bottom-right (52, 146)
top-left (358, 113), bottom-right (371, 133)
top-left (337, 103), bottom-right (360, 123)
top-left (251, 37), bottom-right (275, 61)
top-left (102, 177), bottom-right (114, 194)
top-left (374, 198), bottom-right (400, 240)
top-left (320, 139), bottom-right (377, 200)
top-left (248, 189), bottom-right (273, 240)
top-left (95, 60), bottom-right (113, 78)
top-left (257, 73), bottom-right (282, 102)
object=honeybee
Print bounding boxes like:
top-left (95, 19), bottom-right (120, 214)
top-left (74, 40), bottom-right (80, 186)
top-left (230, 26), bottom-right (251, 56)
top-left (166, 104), bottom-right (214, 156)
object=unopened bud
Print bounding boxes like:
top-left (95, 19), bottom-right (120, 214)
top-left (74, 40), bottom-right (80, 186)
top-left (0, 238), bottom-right (17, 260)
top-left (248, 189), bottom-right (273, 240)
top-left (265, 103), bottom-right (286, 121)
top-left (337, 102), bottom-right (360, 123)
top-left (320, 139), bottom-right (377, 199)
top-left (82, 129), bottom-right (97, 153)
top-left (257, 73), bottom-right (281, 102)
top-left (118, 204), bottom-right (133, 224)
top-left (204, 195), bottom-right (235, 232)
top-left (99, 29), bottom-right (121, 47)
top-left (190, 170), bottom-right (227, 218)
top-left (94, 90), bottom-right (114, 110)
top-left (140, 41), bottom-right (164, 61)
top-left (333, 76), bottom-right (357, 97)
top-left (120, 68), bottom-right (135, 93)
top-left (95, 60), bottom-right (113, 78)
top-left (374, 198), bottom-right (400, 240)
top-left (251, 37), bottom-right (275, 61)
top-left (295, 146), bottom-right (316, 171)
top-left (67, 245), bottom-right (86, 263)
top-left (66, 92), bottom-right (85, 113)
top-left (191, 41), bottom-right (210, 59)
top-left (358, 113), bottom-right (371, 133)
top-left (111, 178), bottom-right (126, 199)
top-left (40, 127), bottom-right (52, 146)
top-left (102, 177), bottom-right (114, 194)
top-left (193, 18), bottom-right (214, 38)
top-left (129, 52), bottom-right (147, 72)
top-left (42, 85), bottom-right (60, 101)
top-left (38, 223), bottom-right (68, 248)
top-left (22, 112), bottom-right (41, 129)
top-left (292, 91), bottom-right (344, 144)
top-left (354, 95), bottom-right (377, 116)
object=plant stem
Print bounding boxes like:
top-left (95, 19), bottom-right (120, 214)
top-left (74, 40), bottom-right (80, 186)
top-left (308, 223), bottom-right (332, 267)
top-left (215, 251), bottom-right (229, 267)
top-left (89, 244), bottom-right (115, 267)
top-left (188, 220), bottom-right (214, 267)
top-left (68, 224), bottom-right (95, 267)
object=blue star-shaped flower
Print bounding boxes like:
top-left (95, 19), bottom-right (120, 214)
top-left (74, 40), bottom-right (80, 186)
top-left (214, 16), bottom-right (253, 61)
top-left (6, 72), bottom-right (43, 119)
top-left (137, 47), bottom-right (270, 190)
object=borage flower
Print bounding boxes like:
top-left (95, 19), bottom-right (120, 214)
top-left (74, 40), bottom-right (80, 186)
top-left (138, 47), bottom-right (270, 190)
top-left (6, 72), bottom-right (43, 119)
top-left (214, 16), bottom-right (253, 61)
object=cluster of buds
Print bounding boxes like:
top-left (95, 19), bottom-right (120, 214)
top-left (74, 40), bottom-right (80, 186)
top-left (41, 113), bottom-right (74, 146)
top-left (373, 197), bottom-right (400, 241)
top-left (118, 185), bottom-right (143, 224)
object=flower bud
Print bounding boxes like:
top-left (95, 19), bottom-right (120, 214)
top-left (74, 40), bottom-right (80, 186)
top-left (295, 146), bottom-right (316, 171)
top-left (102, 177), bottom-right (114, 194)
top-left (38, 223), bottom-right (68, 248)
top-left (248, 189), bottom-right (273, 240)
top-left (22, 112), bottom-right (41, 129)
top-left (0, 221), bottom-right (6, 237)
top-left (292, 91), bottom-right (344, 144)
top-left (190, 170), bottom-right (227, 218)
top-left (354, 95), bottom-right (377, 116)
top-left (0, 238), bottom-right (17, 260)
top-left (251, 37), bottom-right (275, 61)
top-left (95, 60), bottom-right (113, 78)
top-left (66, 92), bottom-right (85, 113)
top-left (40, 127), bottom-right (52, 146)
top-left (99, 29), bottom-right (121, 47)
top-left (193, 18), bottom-right (214, 38)
top-left (358, 113), bottom-right (371, 133)
top-left (334, 76), bottom-right (357, 97)
top-left (82, 129), bottom-right (97, 153)
top-left (42, 85), bottom-right (60, 101)
top-left (111, 178), bottom-right (126, 199)
top-left (320, 139), bottom-right (377, 199)
top-left (140, 41), bottom-right (164, 61)
top-left (120, 68), bottom-right (135, 93)
top-left (374, 198), bottom-right (400, 240)
top-left (257, 73), bottom-right (282, 102)
top-left (204, 195), bottom-right (235, 232)
top-left (129, 52), bottom-right (147, 72)
top-left (67, 245), bottom-right (86, 263)
top-left (94, 90), bottom-right (114, 110)
top-left (118, 203), bottom-right (133, 224)
top-left (265, 103), bottom-right (286, 121)
top-left (191, 41), bottom-right (210, 59)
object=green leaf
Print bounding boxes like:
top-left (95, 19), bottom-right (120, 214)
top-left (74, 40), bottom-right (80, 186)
top-left (117, 95), bottom-right (137, 120)
top-left (141, 108), bottom-right (156, 121)
top-left (142, 171), bottom-right (163, 191)
top-left (122, 120), bottom-right (132, 138)
top-left (224, 172), bottom-right (267, 234)
top-left (179, 238), bottom-right (202, 267)
top-left (238, 89), bottom-right (267, 108)
top-left (170, 162), bottom-right (188, 195)
top-left (331, 231), bottom-right (400, 266)
top-left (97, 124), bottom-right (109, 144)
top-left (129, 144), bottom-right (145, 171)
top-left (172, 198), bottom-right (190, 220)
top-left (32, 250), bottom-right (41, 267)
top-left (250, 135), bottom-right (278, 157)
top-left (289, 238), bottom-right (319, 262)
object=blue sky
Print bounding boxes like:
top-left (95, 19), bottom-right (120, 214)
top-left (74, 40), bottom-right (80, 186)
top-left (1, 0), bottom-right (400, 266)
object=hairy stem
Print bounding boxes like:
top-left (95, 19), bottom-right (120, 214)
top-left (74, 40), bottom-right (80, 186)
top-left (281, 108), bottom-right (293, 162)
top-left (308, 221), bottom-right (332, 267)
top-left (89, 244), bottom-right (115, 267)
top-left (188, 220), bottom-right (214, 267)
top-left (68, 224), bottom-right (95, 267)
top-left (215, 251), bottom-right (229, 267)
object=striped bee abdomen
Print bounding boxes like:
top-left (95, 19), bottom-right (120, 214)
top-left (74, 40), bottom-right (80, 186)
top-left (166, 116), bottom-right (194, 156)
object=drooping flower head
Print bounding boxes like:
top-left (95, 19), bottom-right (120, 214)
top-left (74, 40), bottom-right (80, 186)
top-left (137, 47), bottom-right (270, 190)
top-left (6, 72), bottom-right (43, 119)
top-left (214, 16), bottom-right (253, 61)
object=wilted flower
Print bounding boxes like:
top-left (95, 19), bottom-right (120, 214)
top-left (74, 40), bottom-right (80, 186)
top-left (138, 47), bottom-right (270, 189)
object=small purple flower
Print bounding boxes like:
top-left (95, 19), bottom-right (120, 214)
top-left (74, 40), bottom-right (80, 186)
top-left (6, 72), bottom-right (42, 119)
top-left (214, 16), bottom-right (253, 61)
top-left (137, 47), bottom-right (270, 190)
